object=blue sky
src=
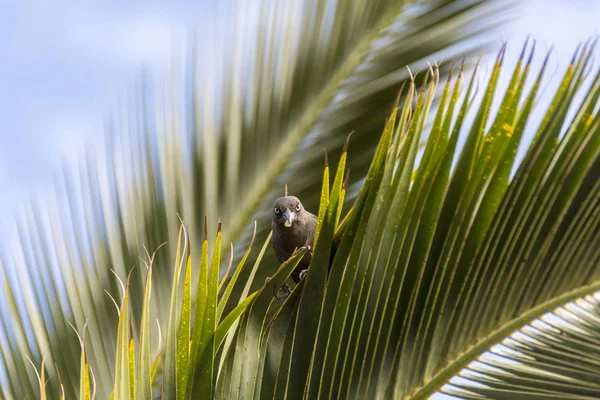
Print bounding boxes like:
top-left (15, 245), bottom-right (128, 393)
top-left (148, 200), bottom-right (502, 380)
top-left (0, 1), bottom-right (211, 240)
top-left (0, 0), bottom-right (598, 241)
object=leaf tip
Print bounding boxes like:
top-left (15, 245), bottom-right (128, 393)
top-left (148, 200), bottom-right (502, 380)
top-left (526, 39), bottom-right (536, 66)
top-left (498, 41), bottom-right (508, 66)
top-left (542, 46), bottom-right (554, 68)
top-left (185, 226), bottom-right (191, 258)
top-left (343, 169), bottom-right (350, 190)
top-left (343, 132), bottom-right (353, 154)
top-left (250, 221), bottom-right (257, 248)
top-left (203, 216), bottom-right (208, 242)
top-left (447, 60), bottom-right (455, 81)
top-left (406, 65), bottom-right (414, 82)
top-left (460, 54), bottom-right (467, 68)
top-left (518, 35), bottom-right (530, 61)
top-left (394, 83), bottom-right (406, 109)
top-left (55, 363), bottom-right (65, 400)
top-left (570, 42), bottom-right (583, 65)
top-left (126, 268), bottom-right (135, 290)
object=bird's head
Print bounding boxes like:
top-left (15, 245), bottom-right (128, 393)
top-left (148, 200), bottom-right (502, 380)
top-left (273, 196), bottom-right (304, 228)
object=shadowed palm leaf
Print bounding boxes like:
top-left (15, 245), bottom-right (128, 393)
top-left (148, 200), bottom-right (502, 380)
top-left (211, 42), bottom-right (600, 399)
top-left (2, 32), bottom-right (600, 400)
top-left (445, 294), bottom-right (600, 399)
top-left (0, 0), bottom-right (543, 398)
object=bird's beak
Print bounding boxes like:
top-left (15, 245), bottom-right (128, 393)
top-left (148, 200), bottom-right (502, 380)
top-left (283, 208), bottom-right (295, 228)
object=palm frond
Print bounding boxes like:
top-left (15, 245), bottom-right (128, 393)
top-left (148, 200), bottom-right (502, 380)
top-left (0, 0), bottom-right (511, 397)
top-left (444, 294), bottom-right (600, 399)
top-left (214, 41), bottom-right (600, 399)
top-left (5, 37), bottom-right (600, 399)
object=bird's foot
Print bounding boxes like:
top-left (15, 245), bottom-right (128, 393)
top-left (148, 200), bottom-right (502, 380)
top-left (298, 245), bottom-right (313, 257)
top-left (298, 269), bottom-right (309, 281)
top-left (274, 284), bottom-right (292, 301)
top-left (264, 276), bottom-right (272, 285)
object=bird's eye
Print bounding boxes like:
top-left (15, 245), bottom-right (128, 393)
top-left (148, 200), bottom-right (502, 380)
top-left (274, 208), bottom-right (280, 214)
top-left (296, 204), bottom-right (301, 211)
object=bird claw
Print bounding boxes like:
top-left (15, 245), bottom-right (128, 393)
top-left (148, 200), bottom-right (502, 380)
top-left (298, 245), bottom-right (313, 257)
top-left (298, 269), bottom-right (308, 281)
top-left (274, 284), bottom-right (291, 301)
top-left (265, 276), bottom-right (272, 286)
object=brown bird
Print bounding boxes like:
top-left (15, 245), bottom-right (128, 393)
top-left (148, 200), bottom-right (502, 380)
top-left (271, 195), bottom-right (317, 283)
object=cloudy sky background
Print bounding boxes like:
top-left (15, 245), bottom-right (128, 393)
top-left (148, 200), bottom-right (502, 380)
top-left (0, 0), bottom-right (598, 240)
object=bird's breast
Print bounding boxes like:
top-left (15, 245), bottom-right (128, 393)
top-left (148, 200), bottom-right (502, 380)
top-left (280, 223), bottom-right (308, 249)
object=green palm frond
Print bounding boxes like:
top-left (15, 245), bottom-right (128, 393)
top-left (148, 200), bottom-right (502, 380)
top-left (3, 35), bottom-right (600, 399)
top-left (0, 0), bottom-right (512, 398)
top-left (444, 294), bottom-right (600, 399)
top-left (208, 41), bottom-right (600, 399)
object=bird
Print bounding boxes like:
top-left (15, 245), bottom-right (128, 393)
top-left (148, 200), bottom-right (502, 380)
top-left (271, 195), bottom-right (317, 284)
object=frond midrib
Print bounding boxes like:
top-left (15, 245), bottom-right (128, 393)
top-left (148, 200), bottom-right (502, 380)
top-left (408, 279), bottom-right (600, 399)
